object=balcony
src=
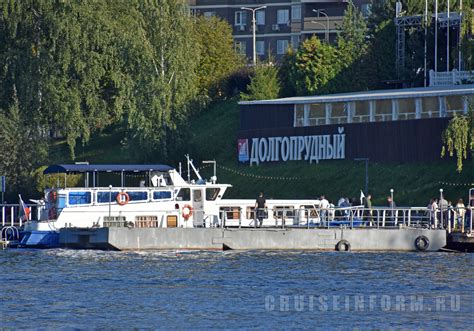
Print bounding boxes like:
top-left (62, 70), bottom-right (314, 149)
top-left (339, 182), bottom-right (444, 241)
top-left (303, 16), bottom-right (343, 32)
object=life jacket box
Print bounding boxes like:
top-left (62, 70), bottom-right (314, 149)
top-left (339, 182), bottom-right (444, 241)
top-left (135, 216), bottom-right (158, 228)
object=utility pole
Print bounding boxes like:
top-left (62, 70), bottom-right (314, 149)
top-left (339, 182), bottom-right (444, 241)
top-left (424, 0), bottom-right (428, 86)
top-left (435, 0), bottom-right (438, 73)
top-left (241, 6), bottom-right (267, 66)
top-left (459, 0), bottom-right (463, 71)
top-left (447, 0), bottom-right (450, 72)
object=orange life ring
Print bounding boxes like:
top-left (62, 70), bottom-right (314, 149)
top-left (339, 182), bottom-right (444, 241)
top-left (182, 204), bottom-right (193, 220)
top-left (116, 192), bottom-right (129, 206)
top-left (48, 190), bottom-right (58, 203)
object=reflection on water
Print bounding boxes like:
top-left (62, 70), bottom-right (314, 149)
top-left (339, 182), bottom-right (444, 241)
top-left (0, 249), bottom-right (472, 329)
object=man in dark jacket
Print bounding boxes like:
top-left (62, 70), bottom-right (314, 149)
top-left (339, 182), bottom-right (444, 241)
top-left (255, 192), bottom-right (267, 228)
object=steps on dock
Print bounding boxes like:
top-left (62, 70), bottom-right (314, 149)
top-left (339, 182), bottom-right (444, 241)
top-left (1, 225), bottom-right (20, 249)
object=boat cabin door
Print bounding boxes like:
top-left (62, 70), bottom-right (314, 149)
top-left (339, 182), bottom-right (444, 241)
top-left (192, 189), bottom-right (204, 226)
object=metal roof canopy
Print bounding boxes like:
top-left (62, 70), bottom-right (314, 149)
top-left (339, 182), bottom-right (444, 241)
top-left (43, 164), bottom-right (174, 175)
top-left (239, 85), bottom-right (474, 106)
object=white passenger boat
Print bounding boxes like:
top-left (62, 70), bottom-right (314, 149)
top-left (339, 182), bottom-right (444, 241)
top-left (20, 158), bottom-right (448, 251)
top-left (21, 158), bottom-right (325, 248)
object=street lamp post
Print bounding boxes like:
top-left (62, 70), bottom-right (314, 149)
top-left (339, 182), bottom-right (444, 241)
top-left (313, 9), bottom-right (329, 42)
top-left (439, 188), bottom-right (444, 228)
top-left (241, 6), bottom-right (267, 66)
top-left (311, 21), bottom-right (328, 41)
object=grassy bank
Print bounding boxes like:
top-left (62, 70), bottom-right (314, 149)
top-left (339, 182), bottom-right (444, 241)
top-left (58, 98), bottom-right (473, 206)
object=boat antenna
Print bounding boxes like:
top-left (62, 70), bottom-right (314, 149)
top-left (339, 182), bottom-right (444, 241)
top-left (185, 154), bottom-right (203, 182)
top-left (185, 155), bottom-right (191, 183)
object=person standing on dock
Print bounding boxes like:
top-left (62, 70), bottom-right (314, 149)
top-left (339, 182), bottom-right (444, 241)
top-left (255, 192), bottom-right (267, 228)
top-left (455, 199), bottom-right (466, 232)
top-left (430, 198), bottom-right (439, 228)
top-left (387, 196), bottom-right (396, 224)
top-left (364, 194), bottom-right (373, 225)
top-left (319, 195), bottom-right (330, 226)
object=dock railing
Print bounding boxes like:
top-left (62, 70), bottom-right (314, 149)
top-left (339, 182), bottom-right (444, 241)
top-left (218, 205), bottom-right (474, 233)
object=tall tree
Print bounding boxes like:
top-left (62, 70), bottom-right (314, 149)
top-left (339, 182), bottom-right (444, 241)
top-left (292, 36), bottom-right (340, 95)
top-left (0, 86), bottom-right (47, 198)
top-left (331, 4), bottom-right (369, 92)
top-left (0, 1), bottom-right (134, 159)
top-left (240, 60), bottom-right (281, 101)
top-left (194, 15), bottom-right (243, 102)
top-left (278, 47), bottom-right (297, 97)
top-left (124, 0), bottom-right (200, 160)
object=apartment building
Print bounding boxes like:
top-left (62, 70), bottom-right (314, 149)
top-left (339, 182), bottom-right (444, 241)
top-left (188, 0), bottom-right (371, 61)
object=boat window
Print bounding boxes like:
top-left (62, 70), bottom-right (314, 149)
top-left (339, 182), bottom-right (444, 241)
top-left (246, 206), bottom-right (256, 220)
top-left (206, 188), bottom-right (220, 201)
top-left (273, 206), bottom-right (295, 218)
top-left (176, 188), bottom-right (190, 201)
top-left (97, 191), bottom-right (120, 203)
top-left (193, 190), bottom-right (202, 202)
top-left (220, 207), bottom-right (240, 220)
top-left (126, 191), bottom-right (148, 202)
top-left (58, 195), bottom-right (67, 209)
top-left (153, 191), bottom-right (172, 200)
top-left (68, 191), bottom-right (92, 205)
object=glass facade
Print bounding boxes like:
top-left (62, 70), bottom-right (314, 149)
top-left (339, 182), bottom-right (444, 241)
top-left (294, 95), bottom-right (468, 128)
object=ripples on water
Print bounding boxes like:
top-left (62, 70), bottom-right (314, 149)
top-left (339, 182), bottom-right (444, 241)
top-left (0, 249), bottom-right (472, 329)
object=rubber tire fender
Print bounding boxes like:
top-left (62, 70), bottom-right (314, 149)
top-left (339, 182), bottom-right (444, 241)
top-left (414, 235), bottom-right (430, 251)
top-left (335, 239), bottom-right (351, 252)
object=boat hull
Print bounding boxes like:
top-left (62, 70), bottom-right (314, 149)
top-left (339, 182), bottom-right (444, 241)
top-left (20, 230), bottom-right (60, 248)
top-left (59, 227), bottom-right (447, 252)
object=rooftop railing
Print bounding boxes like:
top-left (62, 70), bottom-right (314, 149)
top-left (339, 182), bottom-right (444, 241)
top-left (429, 69), bottom-right (474, 87)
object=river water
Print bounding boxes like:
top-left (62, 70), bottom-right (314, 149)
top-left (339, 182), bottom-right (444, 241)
top-left (0, 249), bottom-right (472, 329)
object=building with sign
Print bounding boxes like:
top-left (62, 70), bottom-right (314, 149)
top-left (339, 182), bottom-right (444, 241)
top-left (237, 85), bottom-right (474, 165)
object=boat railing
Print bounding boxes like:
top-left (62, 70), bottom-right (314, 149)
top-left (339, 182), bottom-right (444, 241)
top-left (1, 203), bottom-right (39, 228)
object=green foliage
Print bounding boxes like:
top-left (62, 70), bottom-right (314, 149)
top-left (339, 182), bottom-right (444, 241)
top-left (337, 4), bottom-right (368, 52)
top-left (279, 6), bottom-right (369, 96)
top-left (331, 4), bottom-right (369, 92)
top-left (240, 61), bottom-right (281, 101)
top-left (194, 16), bottom-right (243, 101)
top-left (461, 7), bottom-right (474, 71)
top-left (123, 1), bottom-right (200, 160)
top-left (0, 0), bottom-right (205, 164)
top-left (441, 104), bottom-right (474, 172)
top-left (0, 87), bottom-right (48, 198)
top-left (278, 47), bottom-right (297, 97)
top-left (291, 36), bottom-right (340, 95)
top-left (1, 1), bottom-right (135, 159)
top-left (32, 166), bottom-right (82, 193)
